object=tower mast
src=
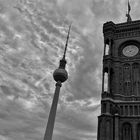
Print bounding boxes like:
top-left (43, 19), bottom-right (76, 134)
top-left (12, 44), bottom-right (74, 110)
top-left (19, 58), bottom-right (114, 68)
top-left (43, 24), bottom-right (72, 140)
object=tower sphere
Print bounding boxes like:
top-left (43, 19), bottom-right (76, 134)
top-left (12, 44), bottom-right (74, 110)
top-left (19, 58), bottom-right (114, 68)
top-left (53, 68), bottom-right (68, 83)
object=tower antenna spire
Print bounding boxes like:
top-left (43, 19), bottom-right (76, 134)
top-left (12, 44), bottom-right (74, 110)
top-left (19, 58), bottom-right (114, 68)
top-left (43, 24), bottom-right (72, 140)
top-left (63, 23), bottom-right (72, 60)
top-left (126, 0), bottom-right (132, 22)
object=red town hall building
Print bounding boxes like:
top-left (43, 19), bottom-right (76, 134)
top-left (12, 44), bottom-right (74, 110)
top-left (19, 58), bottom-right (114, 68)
top-left (97, 9), bottom-right (140, 140)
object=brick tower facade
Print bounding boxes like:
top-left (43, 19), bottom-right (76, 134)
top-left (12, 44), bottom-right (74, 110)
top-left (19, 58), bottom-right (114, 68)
top-left (97, 20), bottom-right (140, 140)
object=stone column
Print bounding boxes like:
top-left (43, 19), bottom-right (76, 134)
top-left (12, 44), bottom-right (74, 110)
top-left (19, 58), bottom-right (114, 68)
top-left (114, 114), bottom-right (119, 140)
top-left (133, 123), bottom-right (136, 140)
top-left (104, 40), bottom-right (106, 56)
top-left (108, 69), bottom-right (110, 93)
top-left (109, 38), bottom-right (111, 55)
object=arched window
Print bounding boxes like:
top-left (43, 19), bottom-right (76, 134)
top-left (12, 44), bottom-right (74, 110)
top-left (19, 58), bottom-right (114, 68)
top-left (104, 39), bottom-right (110, 56)
top-left (119, 67), bottom-right (123, 95)
top-left (120, 106), bottom-right (123, 115)
top-left (104, 72), bottom-right (108, 92)
top-left (122, 123), bottom-right (133, 140)
top-left (137, 123), bottom-right (140, 140)
top-left (125, 106), bottom-right (128, 115)
top-left (134, 106), bottom-right (138, 115)
top-left (103, 67), bottom-right (109, 92)
top-left (132, 63), bottom-right (140, 96)
top-left (105, 44), bottom-right (109, 55)
top-left (123, 64), bottom-right (131, 96)
top-left (130, 106), bottom-right (133, 116)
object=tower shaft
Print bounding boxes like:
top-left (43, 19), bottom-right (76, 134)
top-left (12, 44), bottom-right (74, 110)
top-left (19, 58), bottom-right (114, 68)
top-left (44, 81), bottom-right (62, 140)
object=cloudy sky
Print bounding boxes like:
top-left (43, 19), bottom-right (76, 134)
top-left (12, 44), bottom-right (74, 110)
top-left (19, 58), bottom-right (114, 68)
top-left (0, 0), bottom-right (140, 140)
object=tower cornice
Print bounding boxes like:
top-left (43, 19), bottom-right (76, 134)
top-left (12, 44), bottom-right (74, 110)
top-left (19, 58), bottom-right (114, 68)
top-left (103, 20), bottom-right (140, 39)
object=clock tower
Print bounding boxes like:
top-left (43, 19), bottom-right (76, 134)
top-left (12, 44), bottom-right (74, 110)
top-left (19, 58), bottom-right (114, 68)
top-left (97, 10), bottom-right (140, 140)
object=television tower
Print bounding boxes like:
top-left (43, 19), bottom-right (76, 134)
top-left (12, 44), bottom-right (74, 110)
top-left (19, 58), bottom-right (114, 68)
top-left (43, 24), bottom-right (72, 140)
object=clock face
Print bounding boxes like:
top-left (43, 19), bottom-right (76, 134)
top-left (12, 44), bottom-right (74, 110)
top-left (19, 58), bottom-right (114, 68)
top-left (122, 45), bottom-right (139, 57)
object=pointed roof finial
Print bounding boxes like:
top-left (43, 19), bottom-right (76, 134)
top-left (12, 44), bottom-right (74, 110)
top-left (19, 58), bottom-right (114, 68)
top-left (126, 0), bottom-right (132, 22)
top-left (62, 23), bottom-right (72, 60)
